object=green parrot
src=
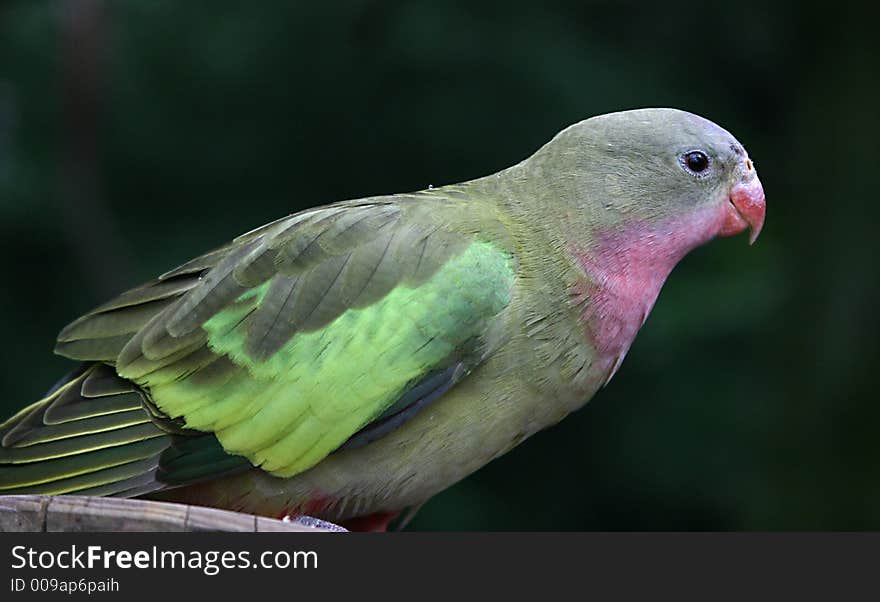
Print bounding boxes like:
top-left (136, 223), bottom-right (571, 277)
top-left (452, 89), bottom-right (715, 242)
top-left (0, 108), bottom-right (765, 530)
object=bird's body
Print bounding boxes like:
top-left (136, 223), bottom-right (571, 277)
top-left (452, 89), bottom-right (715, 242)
top-left (0, 109), bottom-right (765, 529)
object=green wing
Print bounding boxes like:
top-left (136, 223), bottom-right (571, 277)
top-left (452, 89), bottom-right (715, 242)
top-left (52, 196), bottom-right (515, 480)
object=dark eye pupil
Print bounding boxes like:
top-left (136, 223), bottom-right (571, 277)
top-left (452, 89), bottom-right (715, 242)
top-left (685, 151), bottom-right (709, 172)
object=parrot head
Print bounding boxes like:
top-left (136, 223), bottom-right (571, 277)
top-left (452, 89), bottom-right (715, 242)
top-left (529, 107), bottom-right (766, 249)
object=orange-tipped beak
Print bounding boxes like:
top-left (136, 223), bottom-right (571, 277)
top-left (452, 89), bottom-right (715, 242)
top-left (720, 170), bottom-right (766, 244)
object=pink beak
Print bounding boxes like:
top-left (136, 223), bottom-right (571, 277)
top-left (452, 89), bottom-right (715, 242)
top-left (720, 161), bottom-right (766, 245)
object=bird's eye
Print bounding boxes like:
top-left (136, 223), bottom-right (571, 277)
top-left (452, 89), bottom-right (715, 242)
top-left (682, 150), bottom-right (710, 174)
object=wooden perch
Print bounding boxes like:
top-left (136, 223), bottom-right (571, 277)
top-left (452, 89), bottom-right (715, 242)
top-left (0, 495), bottom-right (345, 532)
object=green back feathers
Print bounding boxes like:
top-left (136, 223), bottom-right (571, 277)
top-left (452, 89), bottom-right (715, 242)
top-left (144, 240), bottom-right (513, 476)
top-left (45, 196), bottom-right (516, 482)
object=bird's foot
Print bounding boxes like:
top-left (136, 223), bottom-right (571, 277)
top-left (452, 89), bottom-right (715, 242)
top-left (277, 510), bottom-right (399, 532)
top-left (279, 514), bottom-right (348, 532)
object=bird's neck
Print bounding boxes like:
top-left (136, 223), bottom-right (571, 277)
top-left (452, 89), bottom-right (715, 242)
top-left (467, 166), bottom-right (722, 373)
top-left (568, 207), bottom-right (723, 377)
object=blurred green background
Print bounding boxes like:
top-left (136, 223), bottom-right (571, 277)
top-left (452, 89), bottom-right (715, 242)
top-left (1, 1), bottom-right (878, 530)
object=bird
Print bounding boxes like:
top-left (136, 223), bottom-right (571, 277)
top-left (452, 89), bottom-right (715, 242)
top-left (0, 108), bottom-right (765, 531)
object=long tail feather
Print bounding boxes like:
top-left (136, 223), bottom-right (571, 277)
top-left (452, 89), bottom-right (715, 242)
top-left (0, 364), bottom-right (172, 496)
top-left (0, 363), bottom-right (252, 498)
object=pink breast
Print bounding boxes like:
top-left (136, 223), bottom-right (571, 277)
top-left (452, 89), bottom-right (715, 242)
top-left (570, 207), bottom-right (724, 368)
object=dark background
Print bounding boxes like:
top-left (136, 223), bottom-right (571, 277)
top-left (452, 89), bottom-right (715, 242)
top-left (1, 1), bottom-right (878, 530)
